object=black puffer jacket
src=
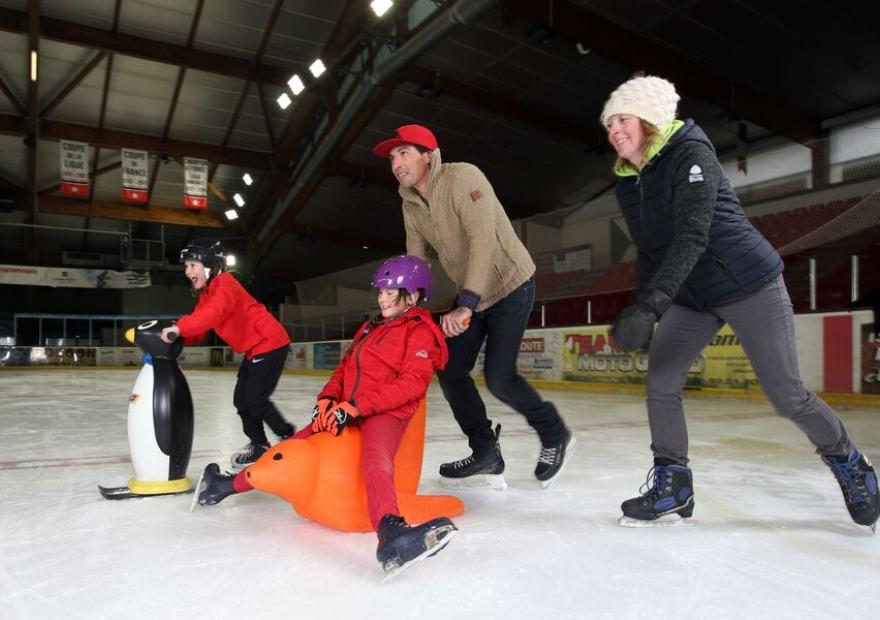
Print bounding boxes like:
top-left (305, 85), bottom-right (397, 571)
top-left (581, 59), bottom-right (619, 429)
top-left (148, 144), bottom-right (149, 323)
top-left (615, 120), bottom-right (782, 311)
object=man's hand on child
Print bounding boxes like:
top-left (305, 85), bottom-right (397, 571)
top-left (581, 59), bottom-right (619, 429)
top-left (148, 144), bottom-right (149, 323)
top-left (441, 306), bottom-right (473, 338)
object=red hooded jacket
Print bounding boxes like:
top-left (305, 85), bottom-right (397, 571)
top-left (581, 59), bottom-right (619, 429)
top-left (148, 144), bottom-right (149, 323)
top-left (318, 306), bottom-right (448, 420)
top-left (176, 272), bottom-right (290, 358)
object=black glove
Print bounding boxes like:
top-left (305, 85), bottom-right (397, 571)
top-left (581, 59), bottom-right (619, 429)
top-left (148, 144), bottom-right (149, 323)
top-left (610, 289), bottom-right (672, 352)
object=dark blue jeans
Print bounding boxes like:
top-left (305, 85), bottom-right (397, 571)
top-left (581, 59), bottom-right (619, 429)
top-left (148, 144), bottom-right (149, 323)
top-left (438, 277), bottom-right (566, 453)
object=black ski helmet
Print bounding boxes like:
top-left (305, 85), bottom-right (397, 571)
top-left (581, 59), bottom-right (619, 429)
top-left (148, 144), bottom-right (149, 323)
top-left (179, 238), bottom-right (226, 280)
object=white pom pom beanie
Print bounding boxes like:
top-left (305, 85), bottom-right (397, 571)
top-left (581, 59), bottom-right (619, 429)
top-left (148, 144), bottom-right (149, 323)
top-left (600, 75), bottom-right (680, 130)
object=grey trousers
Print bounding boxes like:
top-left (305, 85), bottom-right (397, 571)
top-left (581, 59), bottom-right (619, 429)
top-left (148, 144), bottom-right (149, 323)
top-left (646, 275), bottom-right (853, 465)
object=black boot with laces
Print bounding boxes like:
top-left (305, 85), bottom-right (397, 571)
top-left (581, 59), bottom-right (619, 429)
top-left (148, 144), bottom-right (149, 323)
top-left (376, 514), bottom-right (458, 577)
top-left (534, 429), bottom-right (576, 488)
top-left (439, 424), bottom-right (507, 490)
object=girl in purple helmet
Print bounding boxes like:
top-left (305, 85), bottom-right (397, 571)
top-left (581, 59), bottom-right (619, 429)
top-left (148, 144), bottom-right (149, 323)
top-left (192, 255), bottom-right (458, 576)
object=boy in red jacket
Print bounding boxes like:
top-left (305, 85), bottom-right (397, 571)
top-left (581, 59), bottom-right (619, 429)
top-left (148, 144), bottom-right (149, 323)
top-left (193, 255), bottom-right (458, 575)
top-left (161, 239), bottom-right (295, 470)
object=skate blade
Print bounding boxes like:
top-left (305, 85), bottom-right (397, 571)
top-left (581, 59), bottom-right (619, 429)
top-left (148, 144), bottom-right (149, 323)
top-left (617, 514), bottom-right (694, 528)
top-left (440, 474), bottom-right (507, 491)
top-left (99, 485), bottom-right (139, 500)
top-left (189, 467), bottom-right (208, 513)
top-left (381, 528), bottom-right (458, 582)
top-left (538, 436), bottom-right (577, 489)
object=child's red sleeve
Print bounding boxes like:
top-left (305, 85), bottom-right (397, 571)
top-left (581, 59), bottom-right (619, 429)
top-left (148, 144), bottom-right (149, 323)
top-left (176, 282), bottom-right (237, 338)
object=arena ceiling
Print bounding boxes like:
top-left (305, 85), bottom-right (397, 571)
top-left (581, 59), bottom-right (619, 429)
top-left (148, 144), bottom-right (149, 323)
top-left (0, 0), bottom-right (878, 297)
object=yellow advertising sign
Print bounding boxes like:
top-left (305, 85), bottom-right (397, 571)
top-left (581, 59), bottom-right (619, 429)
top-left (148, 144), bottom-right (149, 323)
top-left (562, 324), bottom-right (757, 388)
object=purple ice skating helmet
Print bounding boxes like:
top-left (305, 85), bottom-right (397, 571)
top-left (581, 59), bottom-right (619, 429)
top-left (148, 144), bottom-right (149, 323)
top-left (371, 255), bottom-right (432, 302)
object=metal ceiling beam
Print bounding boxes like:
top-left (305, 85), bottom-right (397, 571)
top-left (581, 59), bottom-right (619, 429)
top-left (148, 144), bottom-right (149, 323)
top-left (26, 0), bottom-right (39, 261)
top-left (404, 65), bottom-right (603, 146)
top-left (36, 195), bottom-right (226, 228)
top-left (0, 113), bottom-right (24, 133)
top-left (0, 73), bottom-right (26, 116)
top-left (39, 51), bottom-right (106, 118)
top-left (503, 0), bottom-right (821, 143)
top-left (0, 114), bottom-right (274, 168)
top-left (255, 80), bottom-right (277, 154)
top-left (0, 6), bottom-right (290, 87)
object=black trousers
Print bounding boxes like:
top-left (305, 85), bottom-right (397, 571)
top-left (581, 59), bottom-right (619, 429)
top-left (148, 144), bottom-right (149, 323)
top-left (437, 277), bottom-right (567, 453)
top-left (233, 345), bottom-right (293, 444)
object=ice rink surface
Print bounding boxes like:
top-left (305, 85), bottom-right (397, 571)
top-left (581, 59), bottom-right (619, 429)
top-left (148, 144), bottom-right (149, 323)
top-left (1, 368), bottom-right (878, 620)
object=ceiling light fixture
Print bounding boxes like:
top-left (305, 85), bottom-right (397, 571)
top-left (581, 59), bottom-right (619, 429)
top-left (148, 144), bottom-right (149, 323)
top-left (233, 193), bottom-right (245, 207)
top-left (225, 209), bottom-right (239, 221)
top-left (370, 0), bottom-right (393, 18)
top-left (309, 59), bottom-right (326, 78)
top-left (242, 173), bottom-right (253, 186)
top-left (276, 92), bottom-right (292, 109)
top-left (287, 74), bottom-right (305, 95)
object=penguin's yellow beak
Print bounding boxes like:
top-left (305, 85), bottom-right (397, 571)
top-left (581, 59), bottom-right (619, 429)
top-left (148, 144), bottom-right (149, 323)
top-left (125, 328), bottom-right (135, 344)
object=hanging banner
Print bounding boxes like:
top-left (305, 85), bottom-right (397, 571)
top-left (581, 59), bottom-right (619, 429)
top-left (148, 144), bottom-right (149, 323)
top-left (121, 149), bottom-right (149, 203)
top-left (183, 157), bottom-right (208, 210)
top-left (59, 140), bottom-right (90, 197)
top-left (0, 264), bottom-right (151, 288)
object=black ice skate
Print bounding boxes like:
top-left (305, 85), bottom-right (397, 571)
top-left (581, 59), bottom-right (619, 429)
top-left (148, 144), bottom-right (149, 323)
top-left (229, 441), bottom-right (269, 472)
top-left (439, 424), bottom-right (507, 490)
top-left (376, 515), bottom-right (458, 579)
top-left (535, 429), bottom-right (577, 489)
top-left (618, 464), bottom-right (695, 527)
top-left (190, 463), bottom-right (236, 511)
top-left (822, 450), bottom-right (879, 533)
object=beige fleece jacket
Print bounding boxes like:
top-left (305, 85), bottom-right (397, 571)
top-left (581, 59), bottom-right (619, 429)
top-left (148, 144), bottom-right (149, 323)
top-left (399, 149), bottom-right (535, 312)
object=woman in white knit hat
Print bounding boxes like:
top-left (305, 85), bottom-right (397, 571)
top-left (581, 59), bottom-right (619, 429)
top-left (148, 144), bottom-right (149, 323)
top-left (602, 75), bottom-right (878, 531)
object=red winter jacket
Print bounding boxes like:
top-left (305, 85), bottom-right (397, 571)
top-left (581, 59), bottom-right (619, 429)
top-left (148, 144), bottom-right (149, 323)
top-left (176, 272), bottom-right (290, 358)
top-left (318, 306), bottom-right (448, 420)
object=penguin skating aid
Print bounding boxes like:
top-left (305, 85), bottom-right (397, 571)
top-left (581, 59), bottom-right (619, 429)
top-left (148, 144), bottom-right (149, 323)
top-left (99, 320), bottom-right (195, 500)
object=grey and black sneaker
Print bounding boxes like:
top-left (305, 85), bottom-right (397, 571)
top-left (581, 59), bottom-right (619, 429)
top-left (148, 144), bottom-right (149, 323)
top-left (229, 441), bottom-right (269, 472)
top-left (534, 430), bottom-right (577, 488)
top-left (376, 514), bottom-right (458, 578)
top-left (822, 450), bottom-right (879, 532)
top-left (439, 425), bottom-right (507, 490)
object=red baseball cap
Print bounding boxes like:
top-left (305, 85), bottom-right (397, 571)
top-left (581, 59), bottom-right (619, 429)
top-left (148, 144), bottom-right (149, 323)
top-left (372, 124), bottom-right (438, 158)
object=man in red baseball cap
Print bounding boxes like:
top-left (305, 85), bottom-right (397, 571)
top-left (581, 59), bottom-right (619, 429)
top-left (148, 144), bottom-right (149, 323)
top-left (372, 124), bottom-right (575, 491)
top-left (372, 124), bottom-right (438, 157)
